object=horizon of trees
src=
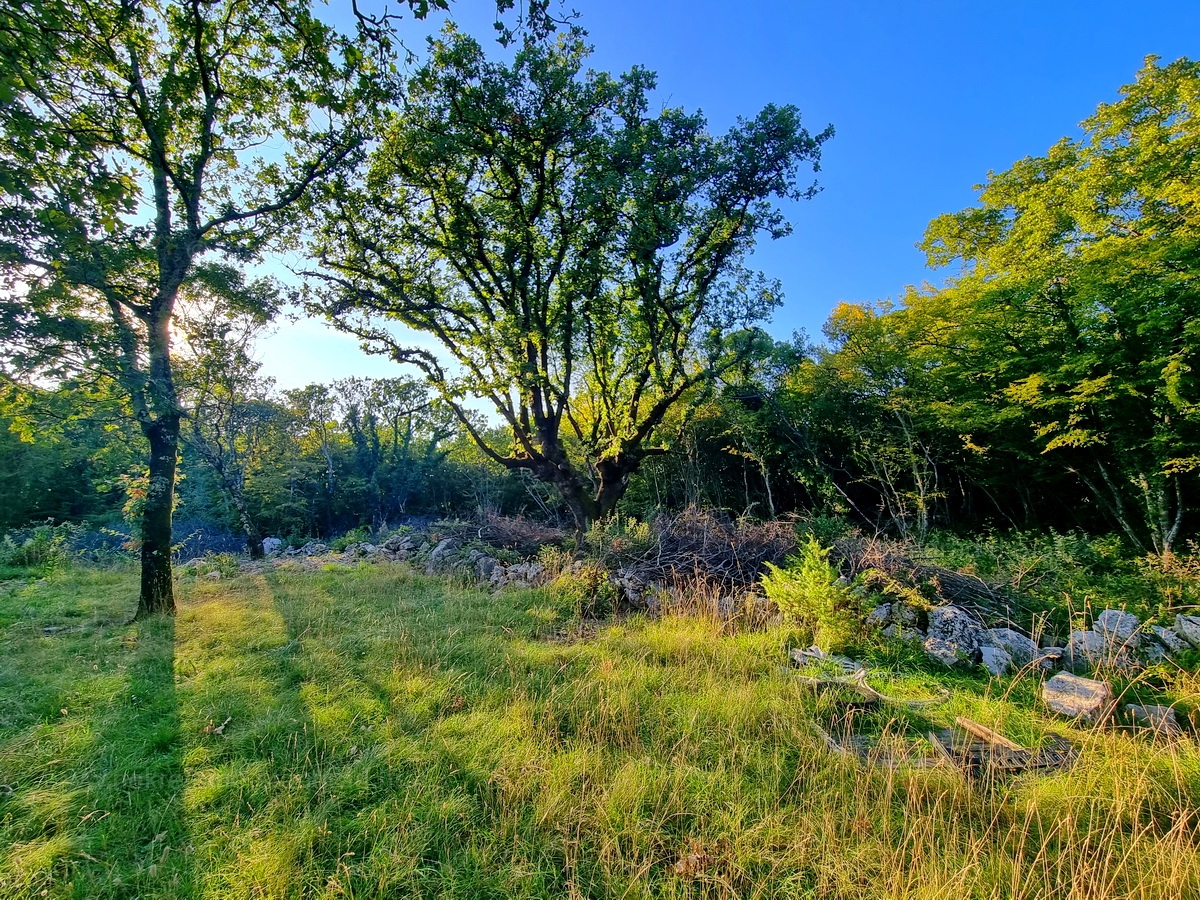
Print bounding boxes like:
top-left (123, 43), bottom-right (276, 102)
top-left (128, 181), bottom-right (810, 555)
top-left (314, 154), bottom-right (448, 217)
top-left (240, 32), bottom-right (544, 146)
top-left (0, 5), bottom-right (1196, 566)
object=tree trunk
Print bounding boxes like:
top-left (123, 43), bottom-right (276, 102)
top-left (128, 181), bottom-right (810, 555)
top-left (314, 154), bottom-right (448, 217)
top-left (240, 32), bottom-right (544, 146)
top-left (138, 415), bottom-right (179, 616)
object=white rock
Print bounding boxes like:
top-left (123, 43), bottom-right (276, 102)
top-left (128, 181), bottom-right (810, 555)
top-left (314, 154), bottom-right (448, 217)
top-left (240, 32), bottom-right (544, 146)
top-left (1066, 630), bottom-right (1107, 671)
top-left (891, 603), bottom-right (919, 627)
top-left (1151, 625), bottom-right (1189, 654)
top-left (1042, 673), bottom-right (1114, 721)
top-left (1125, 704), bottom-right (1182, 735)
top-left (980, 644), bottom-right (1013, 677)
top-left (1094, 609), bottom-right (1141, 649)
top-left (205, 570), bottom-right (222, 580)
top-left (867, 604), bottom-right (891, 627)
top-left (1174, 614), bottom-right (1200, 648)
top-left (1035, 647), bottom-right (1064, 671)
top-left (980, 628), bottom-right (1038, 666)
top-left (924, 636), bottom-right (967, 668)
top-left (262, 537), bottom-right (283, 556)
top-left (882, 623), bottom-right (921, 642)
top-left (926, 606), bottom-right (981, 663)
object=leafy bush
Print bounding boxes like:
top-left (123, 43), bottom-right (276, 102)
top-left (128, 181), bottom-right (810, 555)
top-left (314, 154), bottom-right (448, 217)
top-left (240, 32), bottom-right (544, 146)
top-left (331, 526), bottom-right (372, 552)
top-left (585, 516), bottom-right (654, 561)
top-left (0, 522), bottom-right (77, 571)
top-left (552, 560), bottom-right (620, 618)
top-left (761, 534), bottom-right (864, 652)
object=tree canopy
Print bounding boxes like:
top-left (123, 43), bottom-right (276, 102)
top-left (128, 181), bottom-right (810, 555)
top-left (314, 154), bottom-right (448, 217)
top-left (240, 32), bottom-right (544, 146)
top-left (311, 26), bottom-right (832, 531)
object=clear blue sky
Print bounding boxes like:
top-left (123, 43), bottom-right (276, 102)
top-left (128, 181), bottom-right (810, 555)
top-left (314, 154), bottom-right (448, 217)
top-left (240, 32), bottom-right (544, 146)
top-left (257, 0), bottom-right (1200, 389)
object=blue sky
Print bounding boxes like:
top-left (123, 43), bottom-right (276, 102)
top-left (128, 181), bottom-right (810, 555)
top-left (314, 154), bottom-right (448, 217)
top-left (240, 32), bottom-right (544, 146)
top-left (257, 0), bottom-right (1200, 388)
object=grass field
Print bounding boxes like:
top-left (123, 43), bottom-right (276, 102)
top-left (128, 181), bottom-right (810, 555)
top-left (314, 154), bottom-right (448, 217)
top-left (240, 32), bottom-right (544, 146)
top-left (2, 562), bottom-right (1200, 899)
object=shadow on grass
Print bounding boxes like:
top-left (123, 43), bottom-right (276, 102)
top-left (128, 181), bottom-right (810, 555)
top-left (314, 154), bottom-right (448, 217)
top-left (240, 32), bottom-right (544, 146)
top-left (0, 579), bottom-right (192, 898)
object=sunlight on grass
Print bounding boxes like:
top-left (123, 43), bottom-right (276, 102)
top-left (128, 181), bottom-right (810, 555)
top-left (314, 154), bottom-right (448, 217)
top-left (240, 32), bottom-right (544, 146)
top-left (1, 564), bottom-right (1199, 898)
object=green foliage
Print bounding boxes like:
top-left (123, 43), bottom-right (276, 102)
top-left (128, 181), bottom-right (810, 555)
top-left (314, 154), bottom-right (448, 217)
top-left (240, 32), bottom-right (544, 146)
top-left (0, 522), bottom-right (77, 571)
top-left (585, 516), bottom-right (655, 561)
top-left (551, 560), bottom-right (621, 618)
top-left (761, 534), bottom-right (864, 652)
top-left (312, 25), bottom-right (831, 529)
top-left (330, 526), bottom-right (372, 553)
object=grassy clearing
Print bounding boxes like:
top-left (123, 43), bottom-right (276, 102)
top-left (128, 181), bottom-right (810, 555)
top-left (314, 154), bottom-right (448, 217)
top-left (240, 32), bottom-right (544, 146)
top-left (1, 563), bottom-right (1199, 899)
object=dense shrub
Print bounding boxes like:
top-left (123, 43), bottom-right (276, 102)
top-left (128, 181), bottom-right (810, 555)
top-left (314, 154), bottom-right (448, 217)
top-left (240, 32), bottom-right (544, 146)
top-left (761, 534), bottom-right (864, 652)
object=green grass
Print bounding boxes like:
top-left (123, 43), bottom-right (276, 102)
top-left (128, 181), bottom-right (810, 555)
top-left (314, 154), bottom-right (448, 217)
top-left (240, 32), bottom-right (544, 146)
top-left (2, 563), bottom-right (1200, 898)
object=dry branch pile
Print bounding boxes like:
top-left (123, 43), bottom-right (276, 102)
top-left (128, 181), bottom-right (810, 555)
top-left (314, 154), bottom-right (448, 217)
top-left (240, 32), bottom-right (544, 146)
top-left (600, 508), bottom-right (797, 593)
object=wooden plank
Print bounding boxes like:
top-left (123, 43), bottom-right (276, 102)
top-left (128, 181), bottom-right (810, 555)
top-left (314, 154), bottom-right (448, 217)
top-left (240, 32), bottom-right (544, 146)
top-left (927, 731), bottom-right (958, 768)
top-left (955, 716), bottom-right (1024, 751)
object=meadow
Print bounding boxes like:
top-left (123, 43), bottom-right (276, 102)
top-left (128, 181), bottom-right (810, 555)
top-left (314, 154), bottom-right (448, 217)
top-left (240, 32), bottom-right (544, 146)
top-left (2, 562), bottom-right (1199, 899)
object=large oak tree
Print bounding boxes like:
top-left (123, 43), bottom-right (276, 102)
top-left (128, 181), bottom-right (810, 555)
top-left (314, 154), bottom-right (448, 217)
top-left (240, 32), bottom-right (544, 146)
top-left (311, 27), bottom-right (831, 532)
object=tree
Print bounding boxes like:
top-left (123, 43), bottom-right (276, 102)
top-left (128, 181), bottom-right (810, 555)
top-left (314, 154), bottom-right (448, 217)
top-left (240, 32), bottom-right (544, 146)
top-left (178, 303), bottom-right (279, 559)
top-left (311, 27), bottom-right (831, 533)
top-left (917, 56), bottom-right (1200, 554)
top-left (0, 0), bottom-right (392, 614)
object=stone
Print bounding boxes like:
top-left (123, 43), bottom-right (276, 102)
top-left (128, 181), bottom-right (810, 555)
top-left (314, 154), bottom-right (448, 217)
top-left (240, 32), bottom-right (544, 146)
top-left (1034, 647), bottom-right (1064, 671)
top-left (924, 636), bottom-right (968, 668)
top-left (1042, 673), bottom-right (1114, 721)
top-left (1141, 642), bottom-right (1168, 664)
top-left (891, 603), bottom-right (919, 627)
top-left (924, 606), bottom-right (981, 665)
top-left (1094, 609), bottom-right (1141, 649)
top-left (867, 604), bottom-right (891, 627)
top-left (205, 570), bottom-right (222, 580)
top-left (882, 623), bottom-right (921, 642)
top-left (382, 532), bottom-right (414, 552)
top-left (980, 644), bottom-right (1013, 677)
top-left (475, 556), bottom-right (498, 580)
top-left (980, 628), bottom-right (1039, 666)
top-left (299, 541), bottom-right (328, 556)
top-left (1065, 630), bottom-right (1107, 671)
top-left (425, 538), bottom-right (461, 572)
top-left (1151, 625), bottom-right (1189, 654)
top-left (1125, 703), bottom-right (1182, 735)
top-left (1174, 614), bottom-right (1200, 648)
top-left (262, 537), bottom-right (283, 556)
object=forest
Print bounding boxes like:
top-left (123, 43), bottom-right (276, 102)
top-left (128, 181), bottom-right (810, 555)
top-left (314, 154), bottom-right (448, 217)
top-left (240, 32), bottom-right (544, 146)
top-left (2, 1), bottom-right (1200, 898)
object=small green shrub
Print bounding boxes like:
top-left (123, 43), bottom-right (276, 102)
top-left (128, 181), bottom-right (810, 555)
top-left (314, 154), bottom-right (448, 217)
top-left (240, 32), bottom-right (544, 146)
top-left (761, 534), bottom-right (864, 653)
top-left (0, 522), bottom-right (77, 571)
top-left (552, 560), bottom-right (620, 618)
top-left (331, 526), bottom-right (372, 552)
top-left (585, 516), bottom-right (654, 561)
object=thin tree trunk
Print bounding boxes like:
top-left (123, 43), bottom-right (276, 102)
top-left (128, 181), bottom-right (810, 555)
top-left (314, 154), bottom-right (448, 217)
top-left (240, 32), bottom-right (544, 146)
top-left (138, 415), bottom-right (178, 616)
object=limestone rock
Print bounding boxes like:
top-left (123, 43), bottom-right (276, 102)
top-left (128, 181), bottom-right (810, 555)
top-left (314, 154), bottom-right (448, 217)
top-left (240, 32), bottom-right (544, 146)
top-left (475, 556), bottom-right (498, 580)
top-left (924, 636), bottom-right (969, 668)
top-left (1065, 630), bottom-right (1107, 671)
top-left (1034, 647), bottom-right (1064, 671)
top-left (1174, 614), bottom-right (1200, 648)
top-left (262, 537), bottom-right (283, 556)
top-left (980, 644), bottom-right (1013, 677)
top-left (867, 604), bottom-right (891, 627)
top-left (381, 532), bottom-right (415, 553)
top-left (882, 623), bottom-right (921, 642)
top-left (425, 538), bottom-right (461, 572)
top-left (1094, 609), bottom-right (1141, 649)
top-left (1151, 625), bottom-right (1189, 654)
top-left (1042, 673), bottom-right (1114, 721)
top-left (1125, 703), bottom-right (1182, 735)
top-left (980, 627), bottom-right (1038, 666)
top-left (924, 606), bottom-right (981, 665)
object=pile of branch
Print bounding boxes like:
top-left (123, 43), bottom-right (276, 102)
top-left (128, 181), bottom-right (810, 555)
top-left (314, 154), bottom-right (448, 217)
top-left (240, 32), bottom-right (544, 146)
top-left (474, 514), bottom-right (568, 556)
top-left (832, 532), bottom-right (1030, 621)
top-left (607, 508), bottom-right (797, 592)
